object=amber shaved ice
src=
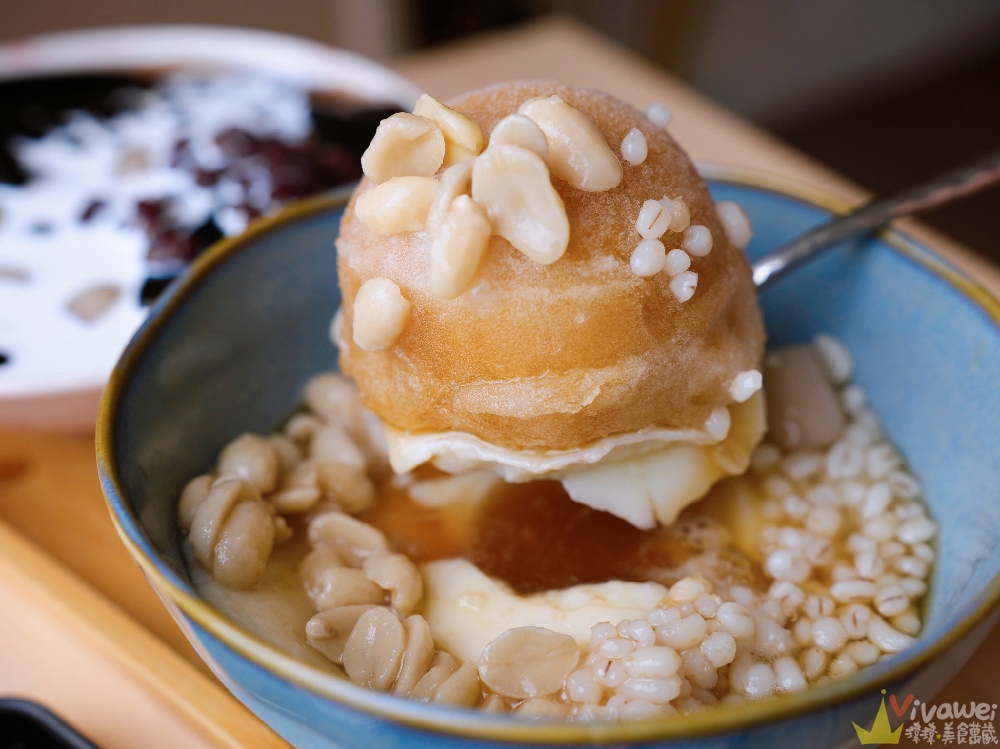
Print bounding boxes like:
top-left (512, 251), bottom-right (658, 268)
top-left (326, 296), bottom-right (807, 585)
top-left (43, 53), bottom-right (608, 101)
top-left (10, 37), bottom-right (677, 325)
top-left (337, 82), bottom-right (764, 453)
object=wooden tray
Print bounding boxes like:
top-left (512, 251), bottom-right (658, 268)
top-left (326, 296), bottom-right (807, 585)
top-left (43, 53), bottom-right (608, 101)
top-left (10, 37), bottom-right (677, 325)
top-left (0, 386), bottom-right (284, 746)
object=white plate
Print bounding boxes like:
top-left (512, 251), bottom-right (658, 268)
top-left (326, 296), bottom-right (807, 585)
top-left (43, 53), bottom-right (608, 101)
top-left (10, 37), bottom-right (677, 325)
top-left (0, 25), bottom-right (420, 432)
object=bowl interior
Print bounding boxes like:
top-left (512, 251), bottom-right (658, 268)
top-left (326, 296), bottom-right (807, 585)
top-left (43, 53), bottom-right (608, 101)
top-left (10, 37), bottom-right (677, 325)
top-left (103, 175), bottom-right (1000, 709)
top-left (718, 180), bottom-right (1000, 632)
top-left (111, 198), bottom-right (344, 571)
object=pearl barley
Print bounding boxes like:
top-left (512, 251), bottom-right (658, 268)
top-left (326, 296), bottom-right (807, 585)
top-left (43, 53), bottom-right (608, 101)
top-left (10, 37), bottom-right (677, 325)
top-left (620, 128), bottom-right (648, 165)
top-left (730, 370), bottom-right (762, 403)
top-left (630, 240), bottom-right (666, 276)
top-left (646, 103), bottom-right (672, 127)
top-left (683, 225), bottom-right (713, 256)
top-left (716, 201), bottom-right (752, 249)
top-left (670, 271), bottom-right (698, 302)
top-left (664, 249), bottom-right (691, 276)
top-left (636, 199), bottom-right (671, 240)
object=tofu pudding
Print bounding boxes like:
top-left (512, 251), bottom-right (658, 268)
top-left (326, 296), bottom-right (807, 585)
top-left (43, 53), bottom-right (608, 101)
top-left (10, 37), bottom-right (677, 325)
top-left (177, 83), bottom-right (936, 720)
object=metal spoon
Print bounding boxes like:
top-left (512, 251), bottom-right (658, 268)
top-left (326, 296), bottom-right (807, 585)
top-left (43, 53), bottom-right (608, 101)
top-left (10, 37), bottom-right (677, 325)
top-left (751, 149), bottom-right (1000, 289)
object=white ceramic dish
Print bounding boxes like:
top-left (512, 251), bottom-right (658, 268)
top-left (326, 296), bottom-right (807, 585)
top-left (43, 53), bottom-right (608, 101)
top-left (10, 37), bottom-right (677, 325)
top-left (0, 25), bottom-right (420, 432)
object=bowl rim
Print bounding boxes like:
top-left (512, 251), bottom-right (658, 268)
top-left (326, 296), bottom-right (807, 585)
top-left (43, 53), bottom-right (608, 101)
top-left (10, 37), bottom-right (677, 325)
top-left (97, 166), bottom-right (1000, 744)
top-left (0, 24), bottom-right (421, 105)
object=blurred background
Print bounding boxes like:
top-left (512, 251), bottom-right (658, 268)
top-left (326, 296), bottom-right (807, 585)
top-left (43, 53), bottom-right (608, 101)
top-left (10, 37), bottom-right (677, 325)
top-left (1, 0), bottom-right (999, 261)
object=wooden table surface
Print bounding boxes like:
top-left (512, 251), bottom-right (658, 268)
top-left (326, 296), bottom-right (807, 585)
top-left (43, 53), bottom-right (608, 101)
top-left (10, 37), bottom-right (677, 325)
top-left (1, 17), bottom-right (997, 748)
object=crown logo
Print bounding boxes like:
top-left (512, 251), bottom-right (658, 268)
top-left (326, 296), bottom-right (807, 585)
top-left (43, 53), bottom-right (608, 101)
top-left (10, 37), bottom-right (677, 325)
top-left (854, 692), bottom-right (903, 745)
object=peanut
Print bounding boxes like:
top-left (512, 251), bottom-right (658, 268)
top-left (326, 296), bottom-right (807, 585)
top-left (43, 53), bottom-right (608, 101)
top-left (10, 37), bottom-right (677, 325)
top-left (211, 499), bottom-right (275, 589)
top-left (518, 95), bottom-right (622, 191)
top-left (426, 159), bottom-right (474, 236)
top-left (299, 547), bottom-right (384, 610)
top-left (177, 474), bottom-right (213, 532)
top-left (363, 553), bottom-right (423, 617)
top-left (306, 604), bottom-right (377, 664)
top-left (352, 278), bottom-right (411, 352)
top-left (478, 626), bottom-right (580, 699)
top-left (189, 479), bottom-right (260, 569)
top-left (433, 661), bottom-right (481, 707)
top-left (216, 433), bottom-right (279, 495)
top-left (361, 113), bottom-right (444, 184)
top-left (304, 373), bottom-right (363, 428)
top-left (354, 176), bottom-right (439, 235)
top-left (429, 194), bottom-right (491, 299)
top-left (393, 615), bottom-right (435, 695)
top-left (412, 94), bottom-right (483, 166)
top-left (309, 424), bottom-right (366, 471)
top-left (409, 663), bottom-right (455, 702)
top-left (308, 512), bottom-right (389, 566)
top-left (489, 114), bottom-right (548, 159)
top-left (316, 462), bottom-right (376, 513)
top-left (266, 434), bottom-right (302, 473)
top-left (343, 607), bottom-right (406, 691)
top-left (471, 144), bottom-right (569, 265)
top-left (269, 486), bottom-right (321, 514)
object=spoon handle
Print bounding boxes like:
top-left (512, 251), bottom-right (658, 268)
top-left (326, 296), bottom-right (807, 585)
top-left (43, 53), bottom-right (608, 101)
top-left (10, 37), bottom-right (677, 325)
top-left (751, 149), bottom-right (1000, 289)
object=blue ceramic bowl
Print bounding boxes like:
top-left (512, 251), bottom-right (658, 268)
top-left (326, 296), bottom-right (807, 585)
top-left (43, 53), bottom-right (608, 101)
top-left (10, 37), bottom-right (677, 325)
top-left (98, 169), bottom-right (1000, 748)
